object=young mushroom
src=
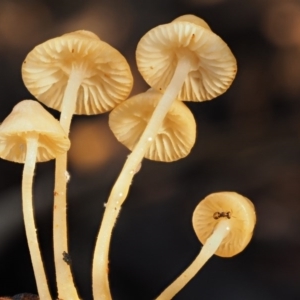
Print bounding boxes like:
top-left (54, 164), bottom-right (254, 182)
top-left (156, 192), bottom-right (256, 300)
top-left (0, 100), bottom-right (70, 300)
top-left (22, 30), bottom-right (133, 300)
top-left (109, 88), bottom-right (196, 162)
top-left (93, 15), bottom-right (237, 299)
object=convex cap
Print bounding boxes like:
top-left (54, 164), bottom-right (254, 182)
top-left (0, 100), bottom-right (70, 163)
top-left (109, 89), bottom-right (196, 162)
top-left (22, 30), bottom-right (133, 115)
top-left (136, 15), bottom-right (237, 101)
top-left (192, 192), bottom-right (256, 257)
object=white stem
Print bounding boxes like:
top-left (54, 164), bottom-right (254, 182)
top-left (53, 68), bottom-right (83, 300)
top-left (92, 56), bottom-right (192, 300)
top-left (60, 70), bottom-right (83, 134)
top-left (22, 133), bottom-right (52, 300)
top-left (156, 219), bottom-right (231, 300)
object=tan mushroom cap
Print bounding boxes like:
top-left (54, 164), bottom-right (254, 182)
top-left (192, 192), bottom-right (256, 257)
top-left (0, 100), bottom-right (70, 163)
top-left (22, 30), bottom-right (133, 115)
top-left (172, 15), bottom-right (211, 31)
top-left (136, 15), bottom-right (237, 101)
top-left (109, 89), bottom-right (196, 162)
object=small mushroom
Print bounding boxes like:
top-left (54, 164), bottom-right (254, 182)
top-left (22, 30), bottom-right (133, 299)
top-left (109, 89), bottom-right (196, 162)
top-left (0, 100), bottom-right (70, 300)
top-left (156, 192), bottom-right (256, 300)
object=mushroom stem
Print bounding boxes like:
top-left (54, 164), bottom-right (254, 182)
top-left (53, 68), bottom-right (83, 300)
top-left (22, 132), bottom-right (52, 300)
top-left (60, 68), bottom-right (84, 134)
top-left (156, 219), bottom-right (231, 300)
top-left (53, 153), bottom-right (80, 300)
top-left (92, 56), bottom-right (192, 299)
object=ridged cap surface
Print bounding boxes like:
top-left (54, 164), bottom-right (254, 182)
top-left (136, 15), bottom-right (237, 102)
top-left (192, 192), bottom-right (256, 257)
top-left (22, 30), bottom-right (133, 115)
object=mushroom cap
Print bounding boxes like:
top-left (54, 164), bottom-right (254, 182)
top-left (136, 15), bottom-right (237, 102)
top-left (192, 192), bottom-right (256, 257)
top-left (172, 15), bottom-right (211, 31)
top-left (0, 100), bottom-right (70, 163)
top-left (22, 30), bottom-right (133, 115)
top-left (109, 89), bottom-right (196, 162)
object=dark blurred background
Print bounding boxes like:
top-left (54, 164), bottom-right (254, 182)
top-left (0, 0), bottom-right (300, 299)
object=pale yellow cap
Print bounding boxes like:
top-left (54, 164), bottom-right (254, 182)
top-left (136, 15), bottom-right (237, 102)
top-left (22, 30), bottom-right (133, 115)
top-left (192, 192), bottom-right (256, 257)
top-left (0, 100), bottom-right (70, 163)
top-left (109, 89), bottom-right (196, 162)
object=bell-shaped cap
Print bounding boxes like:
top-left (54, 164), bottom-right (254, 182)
top-left (192, 192), bottom-right (256, 257)
top-left (136, 15), bottom-right (237, 102)
top-left (22, 30), bottom-right (133, 115)
top-left (0, 100), bottom-right (70, 163)
top-left (109, 89), bottom-right (196, 162)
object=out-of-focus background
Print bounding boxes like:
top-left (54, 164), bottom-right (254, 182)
top-left (0, 0), bottom-right (300, 299)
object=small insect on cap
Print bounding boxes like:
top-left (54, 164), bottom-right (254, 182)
top-left (192, 192), bottom-right (256, 257)
top-left (136, 14), bottom-right (237, 101)
top-left (0, 100), bottom-right (70, 163)
top-left (22, 30), bottom-right (133, 115)
top-left (109, 88), bottom-right (197, 162)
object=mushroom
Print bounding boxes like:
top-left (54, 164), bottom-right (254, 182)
top-left (22, 29), bottom-right (133, 133)
top-left (109, 88), bottom-right (196, 162)
top-left (92, 15), bottom-right (236, 299)
top-left (0, 100), bottom-right (70, 300)
top-left (156, 192), bottom-right (256, 300)
top-left (136, 14), bottom-right (237, 102)
top-left (22, 30), bottom-right (133, 299)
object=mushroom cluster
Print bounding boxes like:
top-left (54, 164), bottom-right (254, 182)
top-left (0, 14), bottom-right (254, 300)
top-left (22, 30), bottom-right (133, 300)
top-left (93, 14), bottom-right (237, 299)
